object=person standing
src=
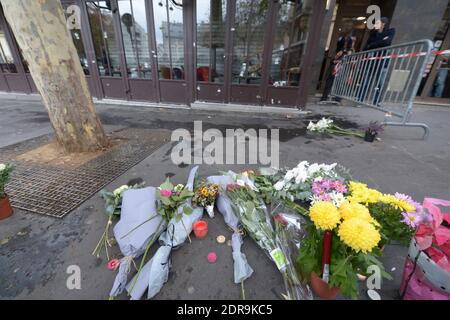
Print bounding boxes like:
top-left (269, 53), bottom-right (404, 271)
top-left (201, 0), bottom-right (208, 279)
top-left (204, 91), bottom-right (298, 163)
top-left (319, 28), bottom-right (353, 103)
top-left (320, 50), bottom-right (349, 102)
top-left (431, 54), bottom-right (450, 97)
top-left (358, 17), bottom-right (396, 104)
top-left (364, 17), bottom-right (395, 51)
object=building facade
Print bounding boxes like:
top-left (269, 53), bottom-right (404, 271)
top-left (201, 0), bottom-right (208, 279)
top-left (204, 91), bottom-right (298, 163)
top-left (0, 0), bottom-right (449, 108)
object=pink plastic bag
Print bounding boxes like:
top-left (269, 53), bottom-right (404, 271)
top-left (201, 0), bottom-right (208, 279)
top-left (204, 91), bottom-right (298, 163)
top-left (400, 198), bottom-right (450, 300)
top-left (400, 256), bottom-right (450, 300)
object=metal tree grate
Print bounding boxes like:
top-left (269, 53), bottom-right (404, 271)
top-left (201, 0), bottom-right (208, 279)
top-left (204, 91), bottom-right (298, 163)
top-left (0, 128), bottom-right (170, 218)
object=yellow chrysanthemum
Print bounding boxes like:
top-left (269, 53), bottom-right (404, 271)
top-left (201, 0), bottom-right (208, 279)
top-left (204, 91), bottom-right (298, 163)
top-left (309, 201), bottom-right (341, 231)
top-left (379, 194), bottom-right (416, 212)
top-left (339, 202), bottom-right (369, 220)
top-left (338, 202), bottom-right (380, 227)
top-left (338, 217), bottom-right (381, 253)
top-left (347, 181), bottom-right (383, 205)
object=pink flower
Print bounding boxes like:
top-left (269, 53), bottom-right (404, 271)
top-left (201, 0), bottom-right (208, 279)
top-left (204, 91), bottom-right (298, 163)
top-left (107, 259), bottom-right (120, 270)
top-left (160, 189), bottom-right (172, 197)
top-left (333, 181), bottom-right (348, 193)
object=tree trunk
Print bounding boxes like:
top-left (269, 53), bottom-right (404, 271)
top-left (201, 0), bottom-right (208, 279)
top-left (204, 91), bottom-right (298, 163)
top-left (1, 0), bottom-right (109, 153)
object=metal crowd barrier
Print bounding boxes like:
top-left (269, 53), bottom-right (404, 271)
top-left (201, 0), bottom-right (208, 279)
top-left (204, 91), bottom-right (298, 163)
top-left (331, 39), bottom-right (433, 138)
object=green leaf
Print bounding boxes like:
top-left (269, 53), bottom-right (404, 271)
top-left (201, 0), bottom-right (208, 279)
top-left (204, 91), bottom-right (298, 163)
top-left (159, 196), bottom-right (171, 206)
top-left (105, 204), bottom-right (116, 216)
top-left (159, 178), bottom-right (174, 190)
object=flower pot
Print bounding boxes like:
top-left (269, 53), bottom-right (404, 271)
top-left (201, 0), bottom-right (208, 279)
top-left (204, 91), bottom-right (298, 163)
top-left (310, 271), bottom-right (340, 299)
top-left (205, 205), bottom-right (214, 218)
top-left (0, 195), bottom-right (13, 220)
top-left (364, 131), bottom-right (376, 142)
top-left (193, 220), bottom-right (208, 239)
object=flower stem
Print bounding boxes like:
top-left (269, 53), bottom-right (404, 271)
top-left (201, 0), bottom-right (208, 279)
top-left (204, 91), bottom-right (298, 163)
top-left (241, 280), bottom-right (246, 300)
top-left (120, 214), bottom-right (159, 240)
top-left (128, 219), bottom-right (164, 295)
top-left (92, 217), bottom-right (112, 257)
top-left (180, 218), bottom-right (192, 243)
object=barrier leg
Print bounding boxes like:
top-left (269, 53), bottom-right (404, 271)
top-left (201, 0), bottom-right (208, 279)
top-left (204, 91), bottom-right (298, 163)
top-left (384, 121), bottom-right (430, 140)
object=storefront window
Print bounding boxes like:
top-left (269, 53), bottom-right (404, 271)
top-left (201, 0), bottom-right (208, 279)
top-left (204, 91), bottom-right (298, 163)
top-left (87, 1), bottom-right (122, 77)
top-left (118, 0), bottom-right (152, 79)
top-left (0, 25), bottom-right (17, 73)
top-left (62, 1), bottom-right (90, 75)
top-left (196, 0), bottom-right (226, 83)
top-left (231, 0), bottom-right (268, 84)
top-left (153, 0), bottom-right (185, 80)
top-left (269, 0), bottom-right (312, 87)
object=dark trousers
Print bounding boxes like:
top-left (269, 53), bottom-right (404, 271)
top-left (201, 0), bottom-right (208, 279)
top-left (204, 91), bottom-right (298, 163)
top-left (321, 74), bottom-right (341, 102)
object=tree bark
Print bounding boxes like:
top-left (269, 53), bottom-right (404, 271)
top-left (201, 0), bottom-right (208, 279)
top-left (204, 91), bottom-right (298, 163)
top-left (1, 0), bottom-right (109, 153)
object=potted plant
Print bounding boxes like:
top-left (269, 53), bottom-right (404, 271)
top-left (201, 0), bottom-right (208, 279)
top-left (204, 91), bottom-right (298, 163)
top-left (0, 163), bottom-right (13, 220)
top-left (364, 121), bottom-right (384, 142)
top-left (297, 201), bottom-right (391, 299)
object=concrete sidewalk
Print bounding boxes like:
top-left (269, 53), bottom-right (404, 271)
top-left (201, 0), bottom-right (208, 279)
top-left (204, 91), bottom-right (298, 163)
top-left (0, 97), bottom-right (449, 300)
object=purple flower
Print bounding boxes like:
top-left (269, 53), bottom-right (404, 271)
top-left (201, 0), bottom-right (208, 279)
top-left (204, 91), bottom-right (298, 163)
top-left (312, 181), bottom-right (325, 195)
top-left (401, 211), bottom-right (422, 229)
top-left (394, 193), bottom-right (412, 203)
top-left (321, 179), bottom-right (333, 190)
top-left (332, 181), bottom-right (348, 193)
top-left (319, 193), bottom-right (332, 202)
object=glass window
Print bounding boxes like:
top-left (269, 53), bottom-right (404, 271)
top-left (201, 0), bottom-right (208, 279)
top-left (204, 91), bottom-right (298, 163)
top-left (153, 0), bottom-right (185, 80)
top-left (0, 25), bottom-right (17, 73)
top-left (270, 0), bottom-right (312, 87)
top-left (118, 0), bottom-right (152, 79)
top-left (196, 0), bottom-right (226, 83)
top-left (62, 1), bottom-right (90, 75)
top-left (87, 1), bottom-right (122, 77)
top-left (231, 0), bottom-right (268, 84)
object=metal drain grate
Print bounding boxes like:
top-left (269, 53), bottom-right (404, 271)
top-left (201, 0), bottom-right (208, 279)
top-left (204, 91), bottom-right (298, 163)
top-left (0, 129), bottom-right (170, 218)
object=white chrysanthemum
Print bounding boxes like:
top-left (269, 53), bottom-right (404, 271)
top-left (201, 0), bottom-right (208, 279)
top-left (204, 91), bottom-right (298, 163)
top-left (273, 180), bottom-right (285, 191)
top-left (285, 169), bottom-right (295, 181)
top-left (307, 121), bottom-right (316, 131)
top-left (113, 185), bottom-right (129, 196)
top-left (309, 195), bottom-right (322, 205)
top-left (330, 191), bottom-right (346, 207)
top-left (0, 163), bottom-right (5, 171)
top-left (307, 163), bottom-right (321, 175)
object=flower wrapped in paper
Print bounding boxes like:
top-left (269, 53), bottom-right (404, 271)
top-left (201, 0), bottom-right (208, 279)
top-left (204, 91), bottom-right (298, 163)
top-left (207, 173), bottom-right (254, 286)
top-left (126, 166), bottom-right (203, 300)
top-left (108, 186), bottom-right (165, 298)
top-left (226, 176), bottom-right (312, 300)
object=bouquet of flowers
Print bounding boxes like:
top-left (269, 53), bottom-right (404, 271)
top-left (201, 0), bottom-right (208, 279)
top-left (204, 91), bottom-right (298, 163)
top-left (92, 181), bottom-right (145, 259)
top-left (127, 166), bottom-right (203, 300)
top-left (307, 117), bottom-right (364, 138)
top-left (347, 181), bottom-right (428, 246)
top-left (272, 161), bottom-right (346, 203)
top-left (156, 179), bottom-right (194, 223)
top-left (298, 200), bottom-right (392, 299)
top-left (0, 163), bottom-right (13, 200)
top-left (227, 181), bottom-right (312, 300)
top-left (192, 183), bottom-right (219, 218)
